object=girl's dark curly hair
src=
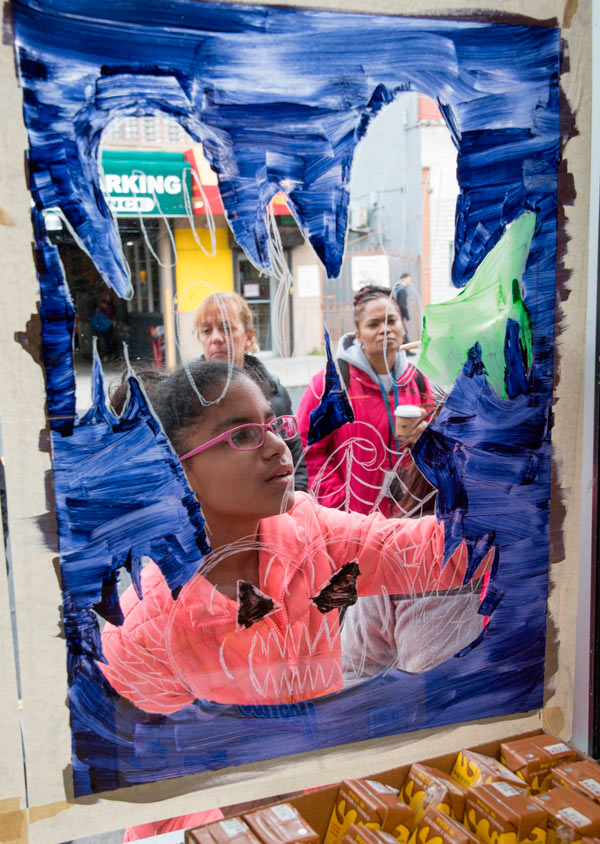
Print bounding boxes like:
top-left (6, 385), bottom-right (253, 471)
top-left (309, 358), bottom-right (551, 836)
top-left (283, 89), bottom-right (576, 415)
top-left (110, 360), bottom-right (268, 455)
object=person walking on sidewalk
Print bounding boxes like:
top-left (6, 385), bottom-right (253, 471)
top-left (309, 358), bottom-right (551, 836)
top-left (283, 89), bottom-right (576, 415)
top-left (393, 272), bottom-right (415, 354)
top-left (195, 291), bottom-right (308, 492)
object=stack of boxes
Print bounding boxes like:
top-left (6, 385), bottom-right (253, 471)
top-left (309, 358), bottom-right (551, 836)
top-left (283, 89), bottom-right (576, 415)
top-left (188, 806), bottom-right (319, 844)
top-left (186, 733), bottom-right (600, 844)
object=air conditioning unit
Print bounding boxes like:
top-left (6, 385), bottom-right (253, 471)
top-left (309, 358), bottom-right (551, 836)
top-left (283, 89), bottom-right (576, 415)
top-left (348, 201), bottom-right (369, 231)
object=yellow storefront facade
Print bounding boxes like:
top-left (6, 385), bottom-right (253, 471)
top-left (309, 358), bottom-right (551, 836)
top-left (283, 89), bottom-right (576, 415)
top-left (173, 223), bottom-right (235, 361)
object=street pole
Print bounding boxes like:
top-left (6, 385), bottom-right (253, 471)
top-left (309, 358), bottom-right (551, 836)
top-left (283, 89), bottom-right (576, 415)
top-left (159, 219), bottom-right (177, 372)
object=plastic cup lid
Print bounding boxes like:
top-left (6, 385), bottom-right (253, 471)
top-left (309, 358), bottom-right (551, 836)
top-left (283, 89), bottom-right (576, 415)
top-left (394, 404), bottom-right (422, 418)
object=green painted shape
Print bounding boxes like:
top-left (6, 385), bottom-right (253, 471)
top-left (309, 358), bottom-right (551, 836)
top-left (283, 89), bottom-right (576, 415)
top-left (419, 211), bottom-right (535, 398)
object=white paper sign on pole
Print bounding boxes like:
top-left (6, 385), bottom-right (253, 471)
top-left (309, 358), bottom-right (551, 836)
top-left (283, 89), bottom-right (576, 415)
top-left (296, 264), bottom-right (321, 298)
top-left (351, 255), bottom-right (390, 291)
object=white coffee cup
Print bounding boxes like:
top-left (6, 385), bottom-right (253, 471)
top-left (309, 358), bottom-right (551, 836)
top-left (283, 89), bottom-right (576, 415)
top-left (394, 404), bottom-right (423, 438)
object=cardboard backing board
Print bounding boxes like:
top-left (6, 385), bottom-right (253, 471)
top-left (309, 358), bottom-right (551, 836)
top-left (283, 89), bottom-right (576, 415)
top-left (0, 18), bottom-right (45, 844)
top-left (0, 503), bottom-right (27, 844)
top-left (0, 0), bottom-right (592, 841)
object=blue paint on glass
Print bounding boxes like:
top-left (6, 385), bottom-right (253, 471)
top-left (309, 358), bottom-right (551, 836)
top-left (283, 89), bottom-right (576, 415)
top-left (12, 0), bottom-right (561, 796)
top-left (14, 1), bottom-right (559, 290)
top-left (53, 357), bottom-right (211, 614)
top-left (413, 340), bottom-right (551, 573)
top-left (32, 208), bottom-right (77, 435)
top-left (478, 583), bottom-right (505, 617)
top-left (307, 327), bottom-right (354, 445)
top-left (504, 317), bottom-right (531, 399)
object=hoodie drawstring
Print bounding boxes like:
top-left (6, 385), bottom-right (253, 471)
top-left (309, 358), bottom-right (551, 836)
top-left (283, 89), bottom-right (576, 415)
top-left (375, 374), bottom-right (400, 450)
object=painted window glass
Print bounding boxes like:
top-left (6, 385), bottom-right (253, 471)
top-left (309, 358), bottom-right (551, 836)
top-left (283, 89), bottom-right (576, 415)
top-left (12, 0), bottom-right (561, 797)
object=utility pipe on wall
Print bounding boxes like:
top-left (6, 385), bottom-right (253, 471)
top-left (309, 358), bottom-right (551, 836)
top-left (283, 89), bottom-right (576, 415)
top-left (159, 218), bottom-right (177, 372)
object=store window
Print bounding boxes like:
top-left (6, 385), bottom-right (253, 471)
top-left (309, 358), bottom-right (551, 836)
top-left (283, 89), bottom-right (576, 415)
top-left (47, 216), bottom-right (164, 367)
top-left (237, 255), bottom-right (274, 352)
top-left (121, 220), bottom-right (162, 316)
top-left (235, 239), bottom-right (297, 356)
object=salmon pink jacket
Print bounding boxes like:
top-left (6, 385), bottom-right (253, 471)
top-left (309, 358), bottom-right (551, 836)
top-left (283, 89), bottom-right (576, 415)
top-left (122, 809), bottom-right (224, 841)
top-left (297, 334), bottom-right (434, 517)
top-left (100, 493), bottom-right (490, 714)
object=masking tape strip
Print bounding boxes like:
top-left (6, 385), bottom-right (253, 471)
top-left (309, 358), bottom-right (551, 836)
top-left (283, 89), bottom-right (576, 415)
top-left (0, 799), bottom-right (28, 844)
top-left (0, 797), bottom-right (74, 844)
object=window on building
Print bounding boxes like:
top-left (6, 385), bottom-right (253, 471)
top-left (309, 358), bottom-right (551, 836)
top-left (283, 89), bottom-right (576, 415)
top-left (123, 118), bottom-right (139, 141)
top-left (104, 115), bottom-right (190, 150)
top-left (141, 116), bottom-right (158, 142)
top-left (167, 121), bottom-right (186, 143)
top-left (106, 121), bottom-right (122, 140)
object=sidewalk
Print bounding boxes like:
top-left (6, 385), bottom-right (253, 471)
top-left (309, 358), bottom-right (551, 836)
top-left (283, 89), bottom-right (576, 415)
top-left (254, 353), bottom-right (326, 389)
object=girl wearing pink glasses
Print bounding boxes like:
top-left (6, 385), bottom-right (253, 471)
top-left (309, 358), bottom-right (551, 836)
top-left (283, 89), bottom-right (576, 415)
top-left (101, 360), bottom-right (493, 714)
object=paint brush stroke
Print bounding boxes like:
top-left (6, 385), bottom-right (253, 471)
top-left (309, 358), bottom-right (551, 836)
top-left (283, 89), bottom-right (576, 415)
top-left (32, 208), bottom-right (77, 434)
top-left (413, 339), bottom-right (550, 581)
top-left (307, 326), bottom-right (354, 445)
top-left (14, 1), bottom-right (559, 287)
top-left (54, 357), bottom-right (211, 613)
top-left (419, 211), bottom-right (535, 398)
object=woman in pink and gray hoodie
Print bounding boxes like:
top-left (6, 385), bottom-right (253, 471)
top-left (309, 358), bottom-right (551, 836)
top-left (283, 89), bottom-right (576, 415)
top-left (297, 285), bottom-right (435, 518)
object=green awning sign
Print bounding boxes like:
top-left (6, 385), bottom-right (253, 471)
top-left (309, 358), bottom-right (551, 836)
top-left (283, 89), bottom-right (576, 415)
top-left (101, 150), bottom-right (192, 217)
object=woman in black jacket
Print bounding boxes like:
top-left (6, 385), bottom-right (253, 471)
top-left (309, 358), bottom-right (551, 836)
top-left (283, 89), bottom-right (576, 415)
top-left (194, 291), bottom-right (308, 491)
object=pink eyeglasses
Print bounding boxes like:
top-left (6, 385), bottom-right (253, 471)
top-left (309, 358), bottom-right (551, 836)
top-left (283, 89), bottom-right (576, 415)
top-left (179, 415), bottom-right (299, 462)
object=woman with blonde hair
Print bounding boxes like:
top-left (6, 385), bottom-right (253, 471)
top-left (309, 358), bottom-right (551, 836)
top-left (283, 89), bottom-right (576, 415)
top-left (194, 291), bottom-right (308, 491)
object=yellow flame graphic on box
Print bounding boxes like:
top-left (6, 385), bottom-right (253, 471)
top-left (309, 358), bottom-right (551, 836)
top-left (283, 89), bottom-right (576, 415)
top-left (324, 800), bottom-right (358, 844)
top-left (324, 798), bottom-right (412, 844)
top-left (518, 772), bottom-right (552, 795)
top-left (400, 780), bottom-right (450, 827)
top-left (401, 779), bottom-right (421, 809)
top-left (392, 822), bottom-right (411, 844)
top-left (465, 810), bottom-right (546, 844)
top-left (407, 822), bottom-right (444, 844)
top-left (464, 810), bottom-right (517, 844)
top-left (498, 762), bottom-right (552, 796)
top-left (452, 753), bottom-right (481, 789)
top-left (401, 781), bottom-right (428, 826)
top-left (536, 773), bottom-right (553, 794)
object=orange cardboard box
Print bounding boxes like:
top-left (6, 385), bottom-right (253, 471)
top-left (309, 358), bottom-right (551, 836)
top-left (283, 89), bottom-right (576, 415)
top-left (500, 736), bottom-right (577, 794)
top-left (188, 829), bottom-right (218, 844)
top-left (341, 823), bottom-right (403, 844)
top-left (244, 804), bottom-right (319, 844)
top-left (409, 807), bottom-right (480, 844)
top-left (400, 764), bottom-right (468, 825)
top-left (532, 787), bottom-right (600, 844)
top-left (464, 781), bottom-right (547, 844)
top-left (552, 762), bottom-right (600, 805)
top-left (324, 779), bottom-right (415, 844)
top-left (451, 751), bottom-right (529, 791)
top-left (187, 818), bottom-right (262, 844)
